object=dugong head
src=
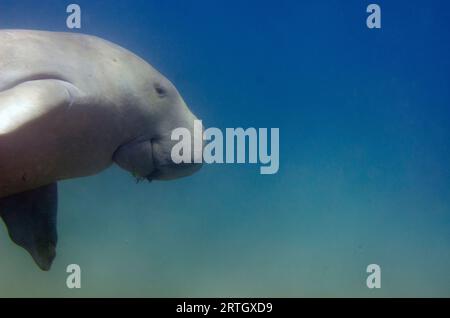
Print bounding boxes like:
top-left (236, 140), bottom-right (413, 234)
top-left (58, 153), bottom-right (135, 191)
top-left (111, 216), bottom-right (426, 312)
top-left (113, 71), bottom-right (203, 182)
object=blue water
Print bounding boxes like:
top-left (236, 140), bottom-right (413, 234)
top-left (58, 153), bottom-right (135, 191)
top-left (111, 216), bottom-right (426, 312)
top-left (1, 0), bottom-right (450, 297)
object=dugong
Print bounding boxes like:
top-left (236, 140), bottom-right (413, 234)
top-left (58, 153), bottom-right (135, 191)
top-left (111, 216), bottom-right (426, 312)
top-left (0, 30), bottom-right (203, 270)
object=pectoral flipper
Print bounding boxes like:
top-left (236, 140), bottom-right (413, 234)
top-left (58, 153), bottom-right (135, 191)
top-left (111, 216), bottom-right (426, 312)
top-left (0, 183), bottom-right (58, 271)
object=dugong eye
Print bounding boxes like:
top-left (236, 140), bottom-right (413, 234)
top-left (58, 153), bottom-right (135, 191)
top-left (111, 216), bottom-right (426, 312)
top-left (153, 83), bottom-right (167, 98)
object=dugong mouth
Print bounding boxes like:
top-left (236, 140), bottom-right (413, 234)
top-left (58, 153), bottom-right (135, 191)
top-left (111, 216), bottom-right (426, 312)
top-left (144, 169), bottom-right (159, 182)
top-left (144, 163), bottom-right (203, 182)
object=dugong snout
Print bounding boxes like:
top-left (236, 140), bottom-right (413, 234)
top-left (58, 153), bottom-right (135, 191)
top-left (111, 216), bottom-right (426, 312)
top-left (113, 109), bottom-right (204, 182)
top-left (149, 109), bottom-right (204, 181)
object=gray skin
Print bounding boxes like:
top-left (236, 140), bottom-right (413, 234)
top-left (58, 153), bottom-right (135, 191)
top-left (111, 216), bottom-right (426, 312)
top-left (0, 30), bottom-right (203, 270)
top-left (0, 29), bottom-right (202, 196)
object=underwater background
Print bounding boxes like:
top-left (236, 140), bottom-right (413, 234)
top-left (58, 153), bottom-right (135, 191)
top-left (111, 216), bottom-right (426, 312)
top-left (1, 0), bottom-right (450, 297)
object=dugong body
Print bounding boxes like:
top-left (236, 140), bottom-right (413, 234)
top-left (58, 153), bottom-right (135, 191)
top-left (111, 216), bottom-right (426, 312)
top-left (0, 30), bottom-right (202, 270)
